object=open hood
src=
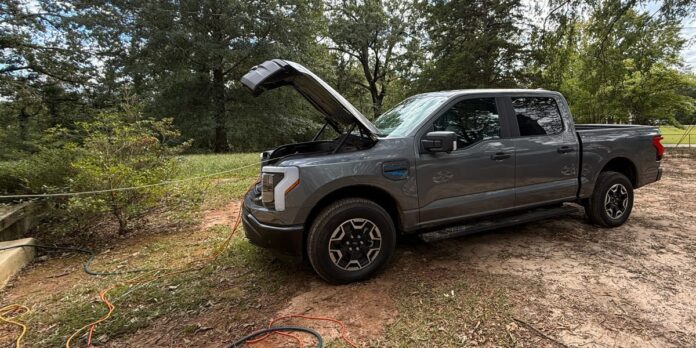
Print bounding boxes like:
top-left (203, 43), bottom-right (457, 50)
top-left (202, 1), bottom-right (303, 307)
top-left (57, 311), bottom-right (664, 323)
top-left (241, 59), bottom-right (379, 137)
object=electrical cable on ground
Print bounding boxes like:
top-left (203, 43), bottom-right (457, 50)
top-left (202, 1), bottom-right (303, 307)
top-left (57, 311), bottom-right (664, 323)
top-left (227, 326), bottom-right (324, 348)
top-left (0, 176), bottom-right (246, 347)
top-left (71, 182), bottom-right (252, 348)
top-left (245, 314), bottom-right (358, 348)
top-left (0, 244), bottom-right (150, 276)
top-left (0, 305), bottom-right (29, 348)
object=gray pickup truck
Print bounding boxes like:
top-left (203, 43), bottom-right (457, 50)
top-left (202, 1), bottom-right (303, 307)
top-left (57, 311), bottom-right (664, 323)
top-left (240, 59), bottom-right (664, 284)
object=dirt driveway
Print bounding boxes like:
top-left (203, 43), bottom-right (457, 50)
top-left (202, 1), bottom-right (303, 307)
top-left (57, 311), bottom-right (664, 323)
top-left (2, 154), bottom-right (695, 347)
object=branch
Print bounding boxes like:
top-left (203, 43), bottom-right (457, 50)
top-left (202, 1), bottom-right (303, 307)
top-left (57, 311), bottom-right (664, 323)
top-left (513, 318), bottom-right (569, 348)
top-left (595, 0), bottom-right (638, 60)
top-left (0, 65), bottom-right (31, 74)
top-left (539, 0), bottom-right (573, 48)
top-left (327, 46), bottom-right (360, 59)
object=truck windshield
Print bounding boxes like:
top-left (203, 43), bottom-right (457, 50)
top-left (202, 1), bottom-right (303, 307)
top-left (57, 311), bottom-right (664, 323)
top-left (374, 95), bottom-right (448, 137)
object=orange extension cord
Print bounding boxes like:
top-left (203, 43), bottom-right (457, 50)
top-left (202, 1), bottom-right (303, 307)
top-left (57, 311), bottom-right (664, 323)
top-left (0, 304), bottom-right (30, 348)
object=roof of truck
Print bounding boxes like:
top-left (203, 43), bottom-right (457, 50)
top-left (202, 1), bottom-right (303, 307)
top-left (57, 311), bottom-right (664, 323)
top-left (417, 89), bottom-right (563, 98)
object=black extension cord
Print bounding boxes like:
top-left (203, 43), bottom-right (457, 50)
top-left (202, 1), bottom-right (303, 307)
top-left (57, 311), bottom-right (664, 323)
top-left (227, 326), bottom-right (324, 348)
top-left (0, 244), bottom-right (150, 276)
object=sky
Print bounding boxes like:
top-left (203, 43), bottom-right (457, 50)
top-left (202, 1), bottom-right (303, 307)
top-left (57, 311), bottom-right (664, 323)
top-left (677, 17), bottom-right (696, 71)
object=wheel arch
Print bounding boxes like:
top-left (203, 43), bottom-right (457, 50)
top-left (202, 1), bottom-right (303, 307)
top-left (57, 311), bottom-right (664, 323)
top-left (600, 157), bottom-right (638, 187)
top-left (304, 185), bottom-right (403, 239)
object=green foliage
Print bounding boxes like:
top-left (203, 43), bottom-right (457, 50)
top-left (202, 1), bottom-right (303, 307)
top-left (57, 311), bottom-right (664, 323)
top-left (77, 0), bottom-right (326, 152)
top-left (65, 113), bottom-right (190, 234)
top-left (530, 1), bottom-right (696, 125)
top-left (0, 148), bottom-right (77, 195)
top-left (327, 0), bottom-right (417, 117)
top-left (417, 0), bottom-right (525, 91)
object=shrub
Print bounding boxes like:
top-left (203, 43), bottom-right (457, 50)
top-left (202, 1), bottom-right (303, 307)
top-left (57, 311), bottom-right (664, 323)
top-left (0, 147), bottom-right (78, 195)
top-left (66, 113), bottom-right (189, 234)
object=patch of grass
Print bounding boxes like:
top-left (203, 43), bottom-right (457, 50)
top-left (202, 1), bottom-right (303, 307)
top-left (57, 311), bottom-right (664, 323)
top-left (177, 153), bottom-right (260, 180)
top-left (170, 153), bottom-right (260, 210)
top-left (25, 229), bottom-right (297, 347)
top-left (660, 125), bottom-right (695, 144)
top-left (380, 272), bottom-right (517, 347)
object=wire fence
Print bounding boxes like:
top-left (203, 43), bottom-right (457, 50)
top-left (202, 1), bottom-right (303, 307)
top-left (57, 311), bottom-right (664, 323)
top-left (662, 133), bottom-right (694, 148)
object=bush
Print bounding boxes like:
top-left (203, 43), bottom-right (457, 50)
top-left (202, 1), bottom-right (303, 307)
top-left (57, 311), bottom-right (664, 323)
top-left (66, 113), bottom-right (189, 234)
top-left (0, 111), bottom-right (191, 241)
top-left (0, 148), bottom-right (78, 195)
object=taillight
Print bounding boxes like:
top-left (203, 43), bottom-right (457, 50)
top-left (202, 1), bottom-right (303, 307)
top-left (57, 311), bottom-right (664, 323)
top-left (652, 135), bottom-right (664, 161)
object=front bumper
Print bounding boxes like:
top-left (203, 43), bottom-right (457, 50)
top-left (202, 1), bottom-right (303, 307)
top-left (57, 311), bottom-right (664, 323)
top-left (242, 205), bottom-right (304, 256)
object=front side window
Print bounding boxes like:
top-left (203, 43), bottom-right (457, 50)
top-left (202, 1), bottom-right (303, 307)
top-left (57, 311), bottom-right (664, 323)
top-left (511, 97), bottom-right (564, 136)
top-left (374, 95), bottom-right (449, 137)
top-left (432, 98), bottom-right (501, 148)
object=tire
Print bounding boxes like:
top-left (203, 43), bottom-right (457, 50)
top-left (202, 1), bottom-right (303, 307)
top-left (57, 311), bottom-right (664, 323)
top-left (307, 198), bottom-right (396, 284)
top-left (586, 171), bottom-right (634, 227)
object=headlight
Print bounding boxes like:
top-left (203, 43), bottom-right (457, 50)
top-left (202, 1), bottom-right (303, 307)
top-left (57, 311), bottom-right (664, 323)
top-left (260, 166), bottom-right (299, 211)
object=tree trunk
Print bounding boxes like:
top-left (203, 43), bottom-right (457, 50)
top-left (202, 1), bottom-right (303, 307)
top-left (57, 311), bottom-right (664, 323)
top-left (109, 192), bottom-right (129, 235)
top-left (365, 81), bottom-right (384, 118)
top-left (17, 107), bottom-right (30, 140)
top-left (372, 93), bottom-right (383, 118)
top-left (212, 68), bottom-right (228, 152)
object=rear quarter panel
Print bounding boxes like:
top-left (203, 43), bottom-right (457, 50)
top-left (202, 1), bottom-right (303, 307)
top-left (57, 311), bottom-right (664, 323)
top-left (578, 125), bottom-right (661, 198)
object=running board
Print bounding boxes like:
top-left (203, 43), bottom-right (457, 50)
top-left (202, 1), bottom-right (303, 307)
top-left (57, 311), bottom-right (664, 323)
top-left (419, 205), bottom-right (580, 243)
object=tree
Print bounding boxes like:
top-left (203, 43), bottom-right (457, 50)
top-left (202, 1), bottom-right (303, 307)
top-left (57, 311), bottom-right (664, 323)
top-left (0, 1), bottom-right (89, 86)
top-left (416, 0), bottom-right (526, 91)
top-left (530, 1), bottom-right (696, 124)
top-left (78, 0), bottom-right (325, 152)
top-left (0, 0), bottom-right (95, 154)
top-left (327, 0), bottom-right (416, 117)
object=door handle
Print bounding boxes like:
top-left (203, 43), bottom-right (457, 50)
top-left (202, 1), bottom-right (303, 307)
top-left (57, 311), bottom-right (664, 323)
top-left (557, 146), bottom-right (575, 154)
top-left (490, 152), bottom-right (511, 160)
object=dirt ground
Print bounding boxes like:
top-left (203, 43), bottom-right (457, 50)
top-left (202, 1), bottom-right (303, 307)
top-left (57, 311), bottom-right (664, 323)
top-left (1, 154), bottom-right (695, 347)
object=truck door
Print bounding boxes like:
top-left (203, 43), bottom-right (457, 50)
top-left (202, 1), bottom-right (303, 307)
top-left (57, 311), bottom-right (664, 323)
top-left (416, 96), bottom-right (516, 226)
top-left (503, 95), bottom-right (580, 207)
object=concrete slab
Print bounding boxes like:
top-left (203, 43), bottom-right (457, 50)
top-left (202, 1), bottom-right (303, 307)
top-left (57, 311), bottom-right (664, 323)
top-left (0, 238), bottom-right (36, 289)
top-left (0, 202), bottom-right (39, 241)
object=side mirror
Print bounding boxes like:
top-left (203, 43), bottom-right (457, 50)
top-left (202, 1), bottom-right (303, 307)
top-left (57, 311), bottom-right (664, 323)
top-left (421, 131), bottom-right (457, 153)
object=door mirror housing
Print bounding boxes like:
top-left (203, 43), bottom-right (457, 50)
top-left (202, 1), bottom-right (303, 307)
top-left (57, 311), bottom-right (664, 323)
top-left (421, 131), bottom-right (457, 153)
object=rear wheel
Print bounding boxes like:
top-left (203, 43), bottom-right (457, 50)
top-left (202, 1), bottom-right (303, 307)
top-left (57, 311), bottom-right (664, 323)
top-left (586, 171), bottom-right (634, 227)
top-left (307, 198), bottom-right (396, 284)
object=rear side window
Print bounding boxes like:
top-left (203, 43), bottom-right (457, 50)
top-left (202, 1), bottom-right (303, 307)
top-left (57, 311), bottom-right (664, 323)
top-left (511, 97), bottom-right (563, 136)
top-left (432, 98), bottom-right (500, 148)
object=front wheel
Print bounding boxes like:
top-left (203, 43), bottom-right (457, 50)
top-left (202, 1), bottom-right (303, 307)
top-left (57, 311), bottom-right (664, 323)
top-left (586, 171), bottom-right (634, 227)
top-left (307, 198), bottom-right (396, 284)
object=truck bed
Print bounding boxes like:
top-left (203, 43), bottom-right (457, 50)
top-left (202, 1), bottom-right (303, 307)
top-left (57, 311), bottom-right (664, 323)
top-left (575, 123), bottom-right (661, 198)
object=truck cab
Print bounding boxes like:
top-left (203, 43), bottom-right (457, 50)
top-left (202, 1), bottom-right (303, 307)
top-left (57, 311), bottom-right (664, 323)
top-left (241, 59), bottom-right (663, 284)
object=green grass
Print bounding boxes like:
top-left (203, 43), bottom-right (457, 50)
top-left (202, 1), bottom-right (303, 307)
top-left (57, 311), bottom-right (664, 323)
top-left (177, 152), bottom-right (260, 179)
top-left (659, 125), bottom-right (696, 144)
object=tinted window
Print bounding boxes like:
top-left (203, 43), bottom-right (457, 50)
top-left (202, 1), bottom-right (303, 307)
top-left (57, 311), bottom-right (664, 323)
top-left (512, 97), bottom-right (563, 136)
top-left (432, 98), bottom-right (500, 148)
